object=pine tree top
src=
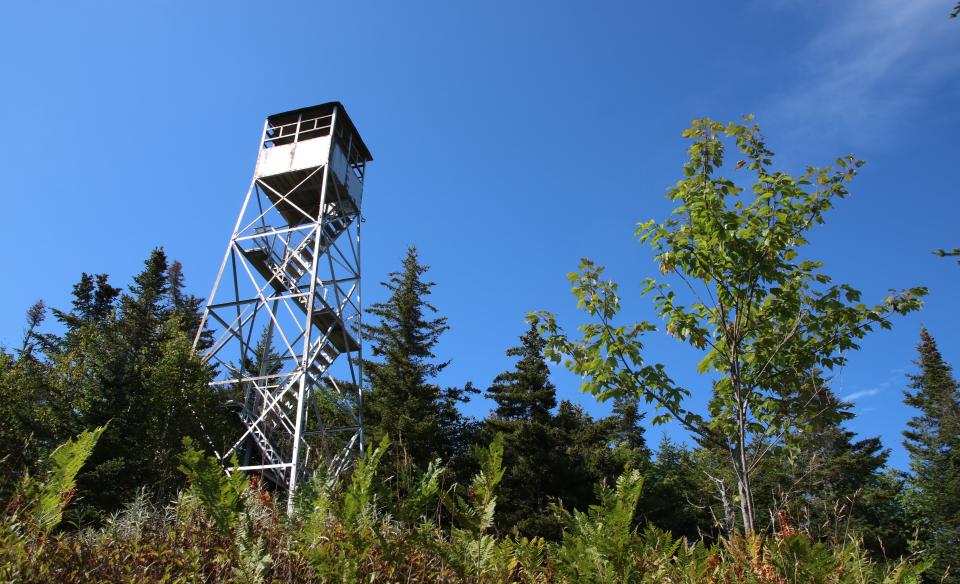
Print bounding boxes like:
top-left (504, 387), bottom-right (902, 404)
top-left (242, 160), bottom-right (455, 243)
top-left (903, 328), bottom-right (960, 460)
top-left (485, 321), bottom-right (557, 422)
top-left (362, 246), bottom-right (464, 469)
top-left (363, 246), bottom-right (449, 378)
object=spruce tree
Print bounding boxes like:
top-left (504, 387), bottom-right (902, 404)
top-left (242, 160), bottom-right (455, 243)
top-left (242, 326), bottom-right (283, 378)
top-left (550, 400), bottom-right (625, 512)
top-left (609, 394), bottom-right (647, 451)
top-left (482, 323), bottom-right (641, 539)
top-left (768, 384), bottom-right (907, 557)
top-left (903, 328), bottom-right (960, 581)
top-left (485, 322), bottom-right (557, 423)
top-left (362, 246), bottom-right (466, 469)
top-left (640, 437), bottom-right (714, 540)
top-left (0, 302), bottom-right (73, 497)
top-left (483, 322), bottom-right (562, 537)
top-left (52, 273), bottom-right (120, 330)
top-left (37, 249), bottom-right (233, 515)
top-left (168, 259), bottom-right (214, 351)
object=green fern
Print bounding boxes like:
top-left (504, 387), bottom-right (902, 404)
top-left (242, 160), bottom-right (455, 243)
top-left (25, 425), bottom-right (107, 533)
top-left (231, 527), bottom-right (273, 584)
top-left (554, 468), bottom-right (644, 583)
top-left (500, 534), bottom-right (549, 583)
top-left (0, 427), bottom-right (935, 582)
top-left (177, 436), bottom-right (248, 535)
top-left (447, 433), bottom-right (505, 536)
top-left (292, 464), bottom-right (335, 520)
top-left (396, 457), bottom-right (443, 527)
top-left (439, 434), bottom-right (507, 582)
top-left (300, 435), bottom-right (392, 584)
top-left (342, 434), bottom-right (389, 528)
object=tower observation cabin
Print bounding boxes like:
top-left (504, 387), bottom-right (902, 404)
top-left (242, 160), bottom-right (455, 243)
top-left (195, 102), bottom-right (373, 510)
top-left (257, 102), bottom-right (372, 220)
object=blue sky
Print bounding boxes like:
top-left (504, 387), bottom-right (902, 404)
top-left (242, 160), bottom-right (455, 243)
top-left (2, 1), bottom-right (958, 468)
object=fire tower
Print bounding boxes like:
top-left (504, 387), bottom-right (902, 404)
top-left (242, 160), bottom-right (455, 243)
top-left (194, 103), bottom-right (371, 507)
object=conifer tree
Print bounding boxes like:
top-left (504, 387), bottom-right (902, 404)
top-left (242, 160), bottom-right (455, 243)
top-left (757, 382), bottom-right (908, 557)
top-left (52, 273), bottom-right (120, 331)
top-left (362, 246), bottom-right (468, 469)
top-left (482, 323), bottom-right (641, 539)
top-left (609, 394), bottom-right (647, 451)
top-left (0, 275), bottom-right (123, 495)
top-left (640, 437), bottom-right (713, 540)
top-left (168, 259), bottom-right (214, 351)
top-left (550, 400), bottom-right (627, 512)
top-left (32, 249), bottom-right (233, 515)
top-left (482, 322), bottom-right (562, 537)
top-left (43, 273), bottom-right (120, 355)
top-left (903, 328), bottom-right (960, 581)
top-left (0, 303), bottom-right (73, 497)
top-left (486, 322), bottom-right (556, 423)
top-left (242, 326), bottom-right (283, 378)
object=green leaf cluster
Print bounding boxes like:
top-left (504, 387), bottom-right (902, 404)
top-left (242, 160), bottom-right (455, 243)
top-left (533, 116), bottom-right (925, 531)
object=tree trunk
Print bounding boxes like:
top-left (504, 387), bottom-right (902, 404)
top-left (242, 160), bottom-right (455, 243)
top-left (732, 368), bottom-right (755, 532)
top-left (731, 442), bottom-right (756, 533)
top-left (735, 468), bottom-right (755, 533)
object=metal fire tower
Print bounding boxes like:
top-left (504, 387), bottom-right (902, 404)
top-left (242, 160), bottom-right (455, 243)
top-left (195, 103), bottom-right (372, 507)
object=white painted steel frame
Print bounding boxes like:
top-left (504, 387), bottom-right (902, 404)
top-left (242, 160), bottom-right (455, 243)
top-left (194, 108), bottom-right (366, 513)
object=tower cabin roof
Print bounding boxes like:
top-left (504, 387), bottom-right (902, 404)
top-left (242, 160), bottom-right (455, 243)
top-left (266, 102), bottom-right (373, 163)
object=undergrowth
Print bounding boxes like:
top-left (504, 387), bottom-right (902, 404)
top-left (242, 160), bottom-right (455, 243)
top-left (0, 430), bottom-right (932, 583)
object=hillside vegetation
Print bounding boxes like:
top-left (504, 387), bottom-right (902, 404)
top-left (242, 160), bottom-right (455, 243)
top-left (2, 118), bottom-right (958, 582)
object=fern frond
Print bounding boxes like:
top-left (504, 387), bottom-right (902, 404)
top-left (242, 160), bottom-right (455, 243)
top-left (26, 424), bottom-right (107, 533)
top-left (177, 436), bottom-right (248, 535)
top-left (342, 434), bottom-right (389, 528)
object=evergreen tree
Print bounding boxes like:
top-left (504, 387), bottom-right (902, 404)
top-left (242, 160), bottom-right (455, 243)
top-left (168, 260), bottom-right (214, 351)
top-left (629, 379), bottom-right (905, 550)
top-left (640, 437), bottom-right (714, 541)
top-left (362, 246), bottom-right (468, 469)
top-left (0, 303), bottom-right (74, 497)
top-left (599, 394), bottom-right (651, 510)
top-left (903, 328), bottom-right (960, 581)
top-left (53, 273), bottom-right (121, 329)
top-left (242, 326), bottom-right (283, 378)
top-left (482, 323), bottom-right (562, 537)
top-left (482, 323), bottom-right (646, 538)
top-left (43, 273), bottom-right (120, 355)
top-left (676, 375), bottom-right (911, 555)
top-left (764, 383), bottom-right (907, 558)
top-left (27, 249), bottom-right (234, 516)
top-left (486, 322), bottom-right (557, 423)
top-left (609, 394), bottom-right (647, 451)
top-left (0, 276), bottom-right (123, 496)
top-left (551, 400), bottom-right (627, 512)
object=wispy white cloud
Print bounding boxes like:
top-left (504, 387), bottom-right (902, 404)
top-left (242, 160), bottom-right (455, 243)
top-left (840, 367), bottom-right (907, 403)
top-left (844, 387), bottom-right (882, 401)
top-left (766, 0), bottom-right (960, 145)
